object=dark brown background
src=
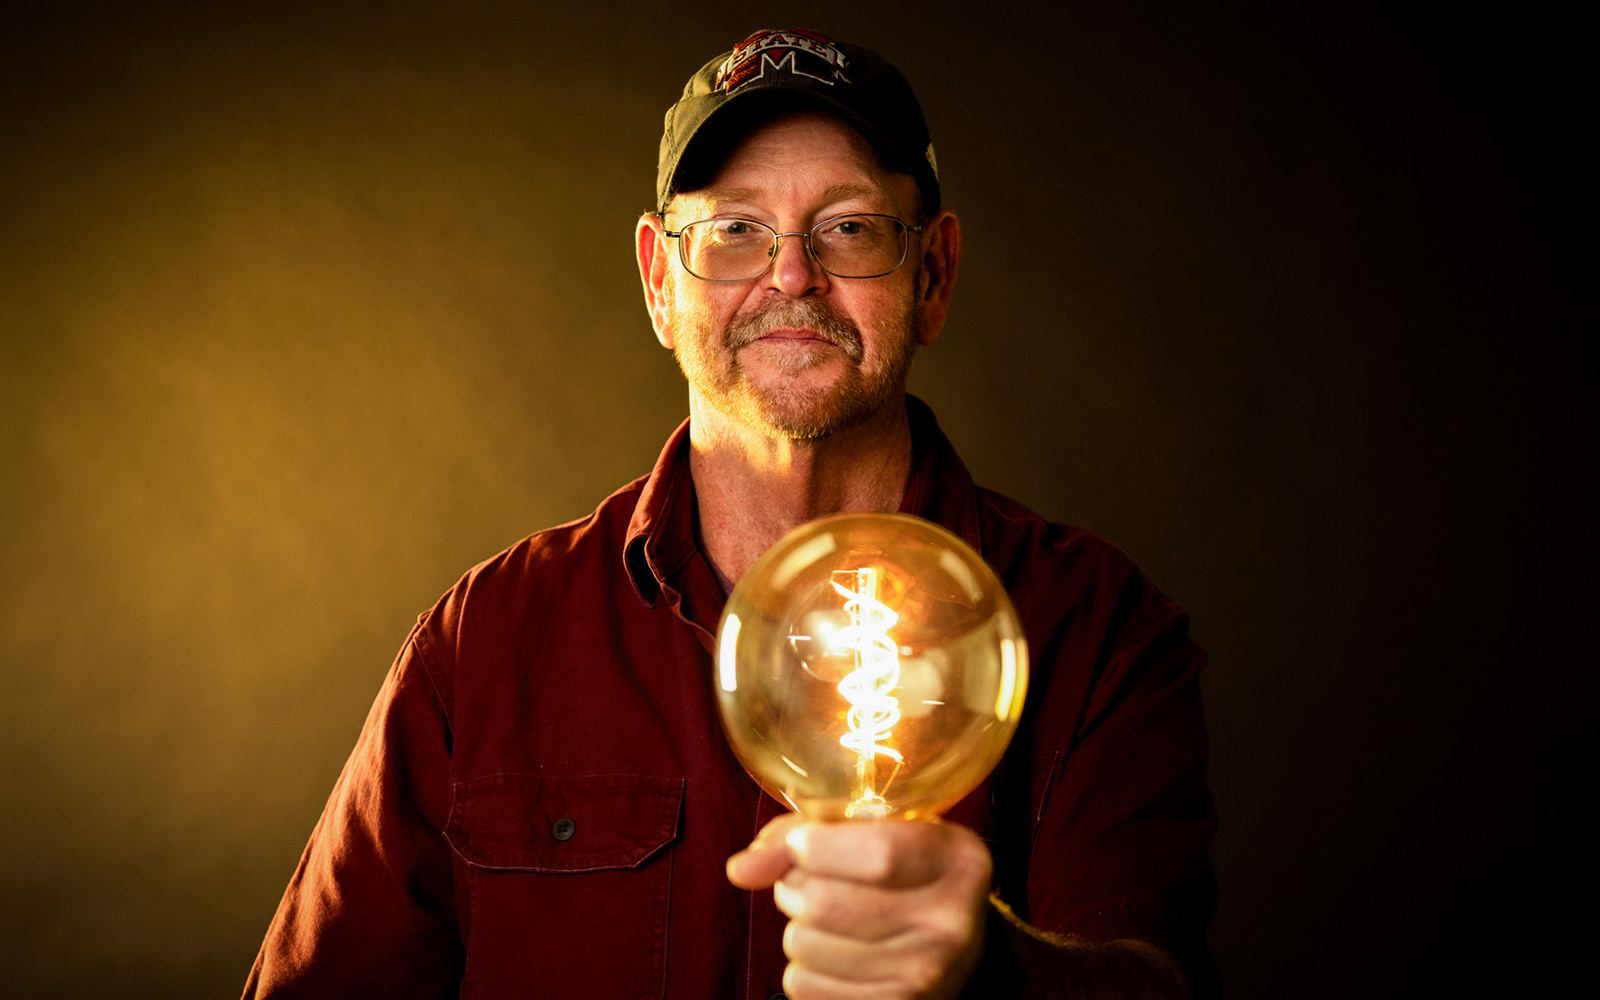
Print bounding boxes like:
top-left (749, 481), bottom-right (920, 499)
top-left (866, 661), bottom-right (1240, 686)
top-left (2, 2), bottom-right (1585, 997)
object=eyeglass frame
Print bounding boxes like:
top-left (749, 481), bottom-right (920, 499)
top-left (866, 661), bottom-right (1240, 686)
top-left (660, 212), bottom-right (926, 283)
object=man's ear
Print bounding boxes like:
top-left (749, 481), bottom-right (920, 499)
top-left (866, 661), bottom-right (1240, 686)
top-left (913, 208), bottom-right (962, 347)
top-left (636, 213), bottom-right (676, 349)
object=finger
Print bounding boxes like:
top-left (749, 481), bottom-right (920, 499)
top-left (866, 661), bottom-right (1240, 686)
top-left (786, 818), bottom-right (991, 890)
top-left (774, 869), bottom-right (985, 944)
top-left (784, 913), bottom-right (964, 990)
top-left (782, 960), bottom-right (904, 1000)
top-left (726, 812), bottom-right (804, 889)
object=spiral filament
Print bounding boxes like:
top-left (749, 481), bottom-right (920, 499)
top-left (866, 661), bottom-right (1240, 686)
top-left (832, 567), bottom-right (903, 817)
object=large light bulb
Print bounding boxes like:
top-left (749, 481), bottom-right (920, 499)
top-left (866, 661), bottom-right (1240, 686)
top-left (715, 513), bottom-right (1029, 821)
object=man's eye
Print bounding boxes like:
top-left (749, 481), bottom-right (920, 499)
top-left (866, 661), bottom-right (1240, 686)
top-left (822, 216), bottom-right (881, 238)
top-left (714, 220), bottom-right (759, 237)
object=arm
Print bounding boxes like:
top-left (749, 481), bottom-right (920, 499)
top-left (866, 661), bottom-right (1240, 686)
top-left (976, 894), bottom-right (1190, 1000)
top-left (242, 624), bottom-right (461, 998)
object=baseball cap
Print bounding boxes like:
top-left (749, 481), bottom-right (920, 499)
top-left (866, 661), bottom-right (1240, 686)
top-left (655, 28), bottom-right (940, 214)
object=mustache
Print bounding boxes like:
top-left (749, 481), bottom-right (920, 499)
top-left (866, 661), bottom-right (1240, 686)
top-left (724, 299), bottom-right (864, 361)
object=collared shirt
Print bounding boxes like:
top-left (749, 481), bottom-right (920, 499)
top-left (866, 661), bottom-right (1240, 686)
top-left (242, 397), bottom-right (1216, 999)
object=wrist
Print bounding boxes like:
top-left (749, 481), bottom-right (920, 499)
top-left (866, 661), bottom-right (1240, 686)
top-left (959, 895), bottom-right (1028, 997)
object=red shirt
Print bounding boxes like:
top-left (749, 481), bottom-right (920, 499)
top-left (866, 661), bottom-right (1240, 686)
top-left (243, 397), bottom-right (1216, 998)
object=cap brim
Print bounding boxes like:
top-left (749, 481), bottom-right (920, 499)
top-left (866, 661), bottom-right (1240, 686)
top-left (660, 87), bottom-right (923, 212)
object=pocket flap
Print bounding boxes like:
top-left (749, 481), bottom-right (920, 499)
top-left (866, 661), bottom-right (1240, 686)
top-left (445, 772), bottom-right (684, 873)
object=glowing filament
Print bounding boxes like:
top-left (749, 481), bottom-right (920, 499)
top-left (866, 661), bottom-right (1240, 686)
top-left (832, 567), bottom-right (902, 817)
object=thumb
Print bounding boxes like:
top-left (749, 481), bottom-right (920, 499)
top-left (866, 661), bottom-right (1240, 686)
top-left (726, 813), bottom-right (805, 890)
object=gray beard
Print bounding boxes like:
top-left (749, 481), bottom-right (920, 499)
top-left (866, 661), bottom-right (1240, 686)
top-left (667, 291), bottom-right (920, 442)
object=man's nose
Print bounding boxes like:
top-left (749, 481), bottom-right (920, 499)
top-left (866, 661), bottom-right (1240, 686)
top-left (765, 231), bottom-right (829, 296)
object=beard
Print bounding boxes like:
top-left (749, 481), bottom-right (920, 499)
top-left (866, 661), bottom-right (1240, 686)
top-left (666, 284), bottom-right (921, 441)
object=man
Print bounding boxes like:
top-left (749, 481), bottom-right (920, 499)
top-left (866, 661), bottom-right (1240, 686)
top-left (245, 28), bottom-right (1215, 999)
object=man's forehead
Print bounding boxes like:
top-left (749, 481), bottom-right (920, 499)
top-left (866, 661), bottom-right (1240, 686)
top-left (697, 181), bottom-right (887, 205)
top-left (670, 180), bottom-right (894, 217)
top-left (668, 174), bottom-right (919, 221)
top-left (667, 110), bottom-right (916, 214)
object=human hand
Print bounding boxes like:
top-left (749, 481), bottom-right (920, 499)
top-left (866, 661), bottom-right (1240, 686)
top-left (727, 814), bottom-right (993, 999)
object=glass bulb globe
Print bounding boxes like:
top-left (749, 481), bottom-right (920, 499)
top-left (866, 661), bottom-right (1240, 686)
top-left (715, 513), bottom-right (1029, 821)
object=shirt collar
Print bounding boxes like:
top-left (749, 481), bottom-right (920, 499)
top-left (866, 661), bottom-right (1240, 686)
top-left (623, 395), bottom-right (983, 607)
top-left (624, 417), bottom-right (697, 609)
top-left (897, 394), bottom-right (984, 554)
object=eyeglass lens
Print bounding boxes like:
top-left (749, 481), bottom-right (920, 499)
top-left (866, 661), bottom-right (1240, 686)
top-left (678, 215), bottom-right (908, 281)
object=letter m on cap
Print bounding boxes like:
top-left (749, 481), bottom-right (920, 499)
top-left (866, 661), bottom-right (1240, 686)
top-left (715, 29), bottom-right (850, 93)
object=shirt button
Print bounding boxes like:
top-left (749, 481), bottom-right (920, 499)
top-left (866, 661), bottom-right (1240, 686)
top-left (551, 816), bottom-right (576, 841)
top-left (768, 994), bottom-right (788, 1000)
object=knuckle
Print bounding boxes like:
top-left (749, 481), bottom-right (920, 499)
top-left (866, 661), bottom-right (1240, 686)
top-left (944, 828), bottom-right (992, 887)
top-left (912, 906), bottom-right (976, 960)
top-left (915, 909), bottom-right (964, 949)
top-left (901, 950), bottom-right (945, 994)
top-left (804, 883), bottom-right (845, 927)
top-left (860, 834), bottom-right (897, 881)
top-left (963, 841), bottom-right (994, 885)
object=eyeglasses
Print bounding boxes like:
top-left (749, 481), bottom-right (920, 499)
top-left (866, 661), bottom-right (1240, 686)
top-left (663, 213), bottom-right (923, 282)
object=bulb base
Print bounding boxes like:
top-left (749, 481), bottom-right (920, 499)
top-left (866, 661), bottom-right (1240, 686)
top-left (844, 791), bottom-right (894, 820)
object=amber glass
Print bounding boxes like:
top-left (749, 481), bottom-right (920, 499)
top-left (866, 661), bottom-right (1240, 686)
top-left (715, 513), bottom-right (1029, 821)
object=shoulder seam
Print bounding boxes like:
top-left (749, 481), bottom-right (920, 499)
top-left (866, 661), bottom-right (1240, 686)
top-left (404, 614), bottom-right (456, 740)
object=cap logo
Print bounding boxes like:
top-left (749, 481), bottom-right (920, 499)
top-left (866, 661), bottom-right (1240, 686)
top-left (714, 29), bottom-right (849, 94)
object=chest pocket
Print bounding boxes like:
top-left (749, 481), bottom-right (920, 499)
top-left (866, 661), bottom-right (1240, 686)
top-left (445, 772), bottom-right (685, 999)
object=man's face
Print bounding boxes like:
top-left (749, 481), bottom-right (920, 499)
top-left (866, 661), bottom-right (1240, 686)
top-left (656, 111), bottom-right (928, 440)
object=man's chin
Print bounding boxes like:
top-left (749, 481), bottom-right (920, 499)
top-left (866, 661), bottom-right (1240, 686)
top-left (739, 380), bottom-right (880, 442)
top-left (737, 338), bottom-right (846, 377)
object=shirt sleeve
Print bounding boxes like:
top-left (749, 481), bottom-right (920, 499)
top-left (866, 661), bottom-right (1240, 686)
top-left (1021, 567), bottom-right (1219, 988)
top-left (241, 619), bottom-right (462, 998)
